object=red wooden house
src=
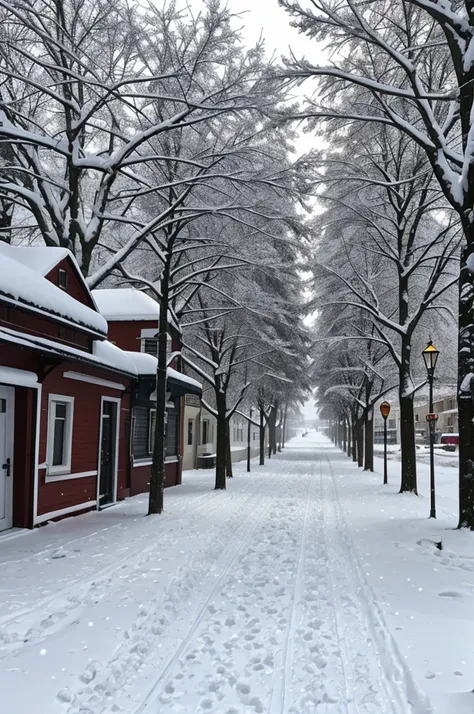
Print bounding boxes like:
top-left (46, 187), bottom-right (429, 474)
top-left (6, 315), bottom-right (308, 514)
top-left (0, 243), bottom-right (201, 533)
top-left (92, 289), bottom-right (200, 493)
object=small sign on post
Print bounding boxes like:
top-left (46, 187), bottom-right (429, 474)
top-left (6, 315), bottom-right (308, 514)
top-left (426, 413), bottom-right (438, 422)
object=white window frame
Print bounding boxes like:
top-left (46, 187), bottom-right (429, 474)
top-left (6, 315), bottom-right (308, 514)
top-left (140, 332), bottom-right (172, 357)
top-left (46, 394), bottom-right (74, 476)
top-left (202, 418), bottom-right (210, 445)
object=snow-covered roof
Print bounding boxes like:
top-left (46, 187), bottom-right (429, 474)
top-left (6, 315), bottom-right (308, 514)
top-left (0, 365), bottom-right (38, 388)
top-left (124, 351), bottom-right (157, 375)
top-left (0, 324), bottom-right (202, 390)
top-left (0, 244), bottom-right (107, 336)
top-left (92, 289), bottom-right (160, 322)
top-left (0, 326), bottom-right (135, 377)
top-left (93, 340), bottom-right (138, 375)
top-left (0, 243), bottom-right (70, 276)
top-left (124, 351), bottom-right (202, 394)
top-left (167, 366), bottom-right (202, 392)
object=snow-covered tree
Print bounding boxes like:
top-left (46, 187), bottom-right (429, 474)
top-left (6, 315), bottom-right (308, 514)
top-left (309, 121), bottom-right (458, 492)
top-left (0, 0), bottom-right (268, 273)
top-left (279, 0), bottom-right (474, 526)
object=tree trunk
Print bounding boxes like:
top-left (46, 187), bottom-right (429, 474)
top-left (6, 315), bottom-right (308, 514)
top-left (352, 420), bottom-right (357, 462)
top-left (342, 418), bottom-right (347, 454)
top-left (458, 220), bottom-right (474, 527)
top-left (399, 391), bottom-right (417, 493)
top-left (226, 421), bottom-right (233, 478)
top-left (398, 334), bottom-right (418, 493)
top-left (282, 403), bottom-right (288, 448)
top-left (268, 404), bottom-right (277, 455)
top-left (397, 266), bottom-right (417, 492)
top-left (364, 409), bottom-right (374, 472)
top-left (215, 394), bottom-right (227, 489)
top-left (277, 408), bottom-right (283, 452)
top-left (259, 407), bottom-right (265, 466)
top-left (149, 264), bottom-right (170, 515)
top-left (356, 422), bottom-right (364, 468)
top-left (347, 418), bottom-right (352, 458)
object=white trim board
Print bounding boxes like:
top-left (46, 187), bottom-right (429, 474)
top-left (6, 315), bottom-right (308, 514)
top-left (132, 457), bottom-right (179, 467)
top-left (45, 470), bottom-right (98, 483)
top-left (63, 371), bottom-right (125, 391)
top-left (32, 385), bottom-right (42, 526)
top-left (35, 500), bottom-right (97, 524)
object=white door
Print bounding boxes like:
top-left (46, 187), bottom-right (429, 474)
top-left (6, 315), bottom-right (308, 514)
top-left (0, 386), bottom-right (14, 532)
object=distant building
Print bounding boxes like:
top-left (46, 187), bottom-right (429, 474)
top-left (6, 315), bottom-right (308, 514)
top-left (374, 391), bottom-right (457, 446)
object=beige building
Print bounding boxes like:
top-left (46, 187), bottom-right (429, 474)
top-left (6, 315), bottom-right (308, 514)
top-left (374, 391), bottom-right (457, 446)
top-left (182, 395), bottom-right (260, 471)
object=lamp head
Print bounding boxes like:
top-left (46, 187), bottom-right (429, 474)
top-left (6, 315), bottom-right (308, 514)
top-left (422, 340), bottom-right (439, 375)
top-left (380, 401), bottom-right (391, 419)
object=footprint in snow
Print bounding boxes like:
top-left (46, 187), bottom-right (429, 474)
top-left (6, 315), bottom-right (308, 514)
top-left (438, 591), bottom-right (463, 599)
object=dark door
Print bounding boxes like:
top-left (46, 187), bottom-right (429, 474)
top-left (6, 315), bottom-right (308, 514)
top-left (99, 400), bottom-right (117, 507)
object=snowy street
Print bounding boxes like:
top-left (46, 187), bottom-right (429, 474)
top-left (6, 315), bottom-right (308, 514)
top-left (1, 433), bottom-right (473, 714)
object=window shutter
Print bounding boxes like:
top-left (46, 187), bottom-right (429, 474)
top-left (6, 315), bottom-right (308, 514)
top-left (133, 407), bottom-right (150, 458)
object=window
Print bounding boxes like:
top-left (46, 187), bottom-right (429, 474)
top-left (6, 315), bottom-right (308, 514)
top-left (187, 419), bottom-right (193, 446)
top-left (47, 395), bottom-right (74, 474)
top-left (58, 269), bottom-right (68, 290)
top-left (388, 419), bottom-right (396, 429)
top-left (415, 414), bottom-right (419, 422)
top-left (133, 405), bottom-right (180, 460)
top-left (148, 409), bottom-right (156, 454)
top-left (166, 408), bottom-right (179, 457)
top-left (202, 418), bottom-right (210, 445)
top-left (133, 407), bottom-right (150, 459)
top-left (143, 337), bottom-right (158, 355)
top-left (141, 334), bottom-right (172, 358)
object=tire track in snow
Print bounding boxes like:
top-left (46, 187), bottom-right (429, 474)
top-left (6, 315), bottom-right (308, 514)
top-left (284, 457), bottom-right (353, 714)
top-left (0, 488), bottom-right (225, 656)
top-left (324, 454), bottom-right (433, 714)
top-left (132, 488), bottom-right (276, 714)
top-left (267, 462), bottom-right (313, 714)
top-left (64, 472), bottom-right (283, 714)
top-left (126, 459), bottom-right (313, 714)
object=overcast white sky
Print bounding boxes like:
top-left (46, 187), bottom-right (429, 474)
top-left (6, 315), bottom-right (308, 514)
top-left (213, 0), bottom-right (321, 59)
top-left (187, 0), bottom-right (324, 77)
top-left (188, 1), bottom-right (321, 416)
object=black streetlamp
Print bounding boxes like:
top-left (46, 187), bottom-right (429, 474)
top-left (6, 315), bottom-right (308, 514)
top-left (247, 407), bottom-right (253, 473)
top-left (422, 340), bottom-right (440, 519)
top-left (379, 401), bottom-right (391, 485)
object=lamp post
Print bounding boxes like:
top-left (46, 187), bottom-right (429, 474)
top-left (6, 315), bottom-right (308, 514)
top-left (247, 407), bottom-right (253, 473)
top-left (422, 340), bottom-right (440, 519)
top-left (379, 401), bottom-right (391, 485)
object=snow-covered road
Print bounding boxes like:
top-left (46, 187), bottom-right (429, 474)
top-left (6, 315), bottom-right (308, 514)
top-left (2, 434), bottom-right (471, 714)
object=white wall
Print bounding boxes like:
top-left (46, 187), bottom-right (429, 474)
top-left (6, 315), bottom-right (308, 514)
top-left (182, 407), bottom-right (262, 470)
